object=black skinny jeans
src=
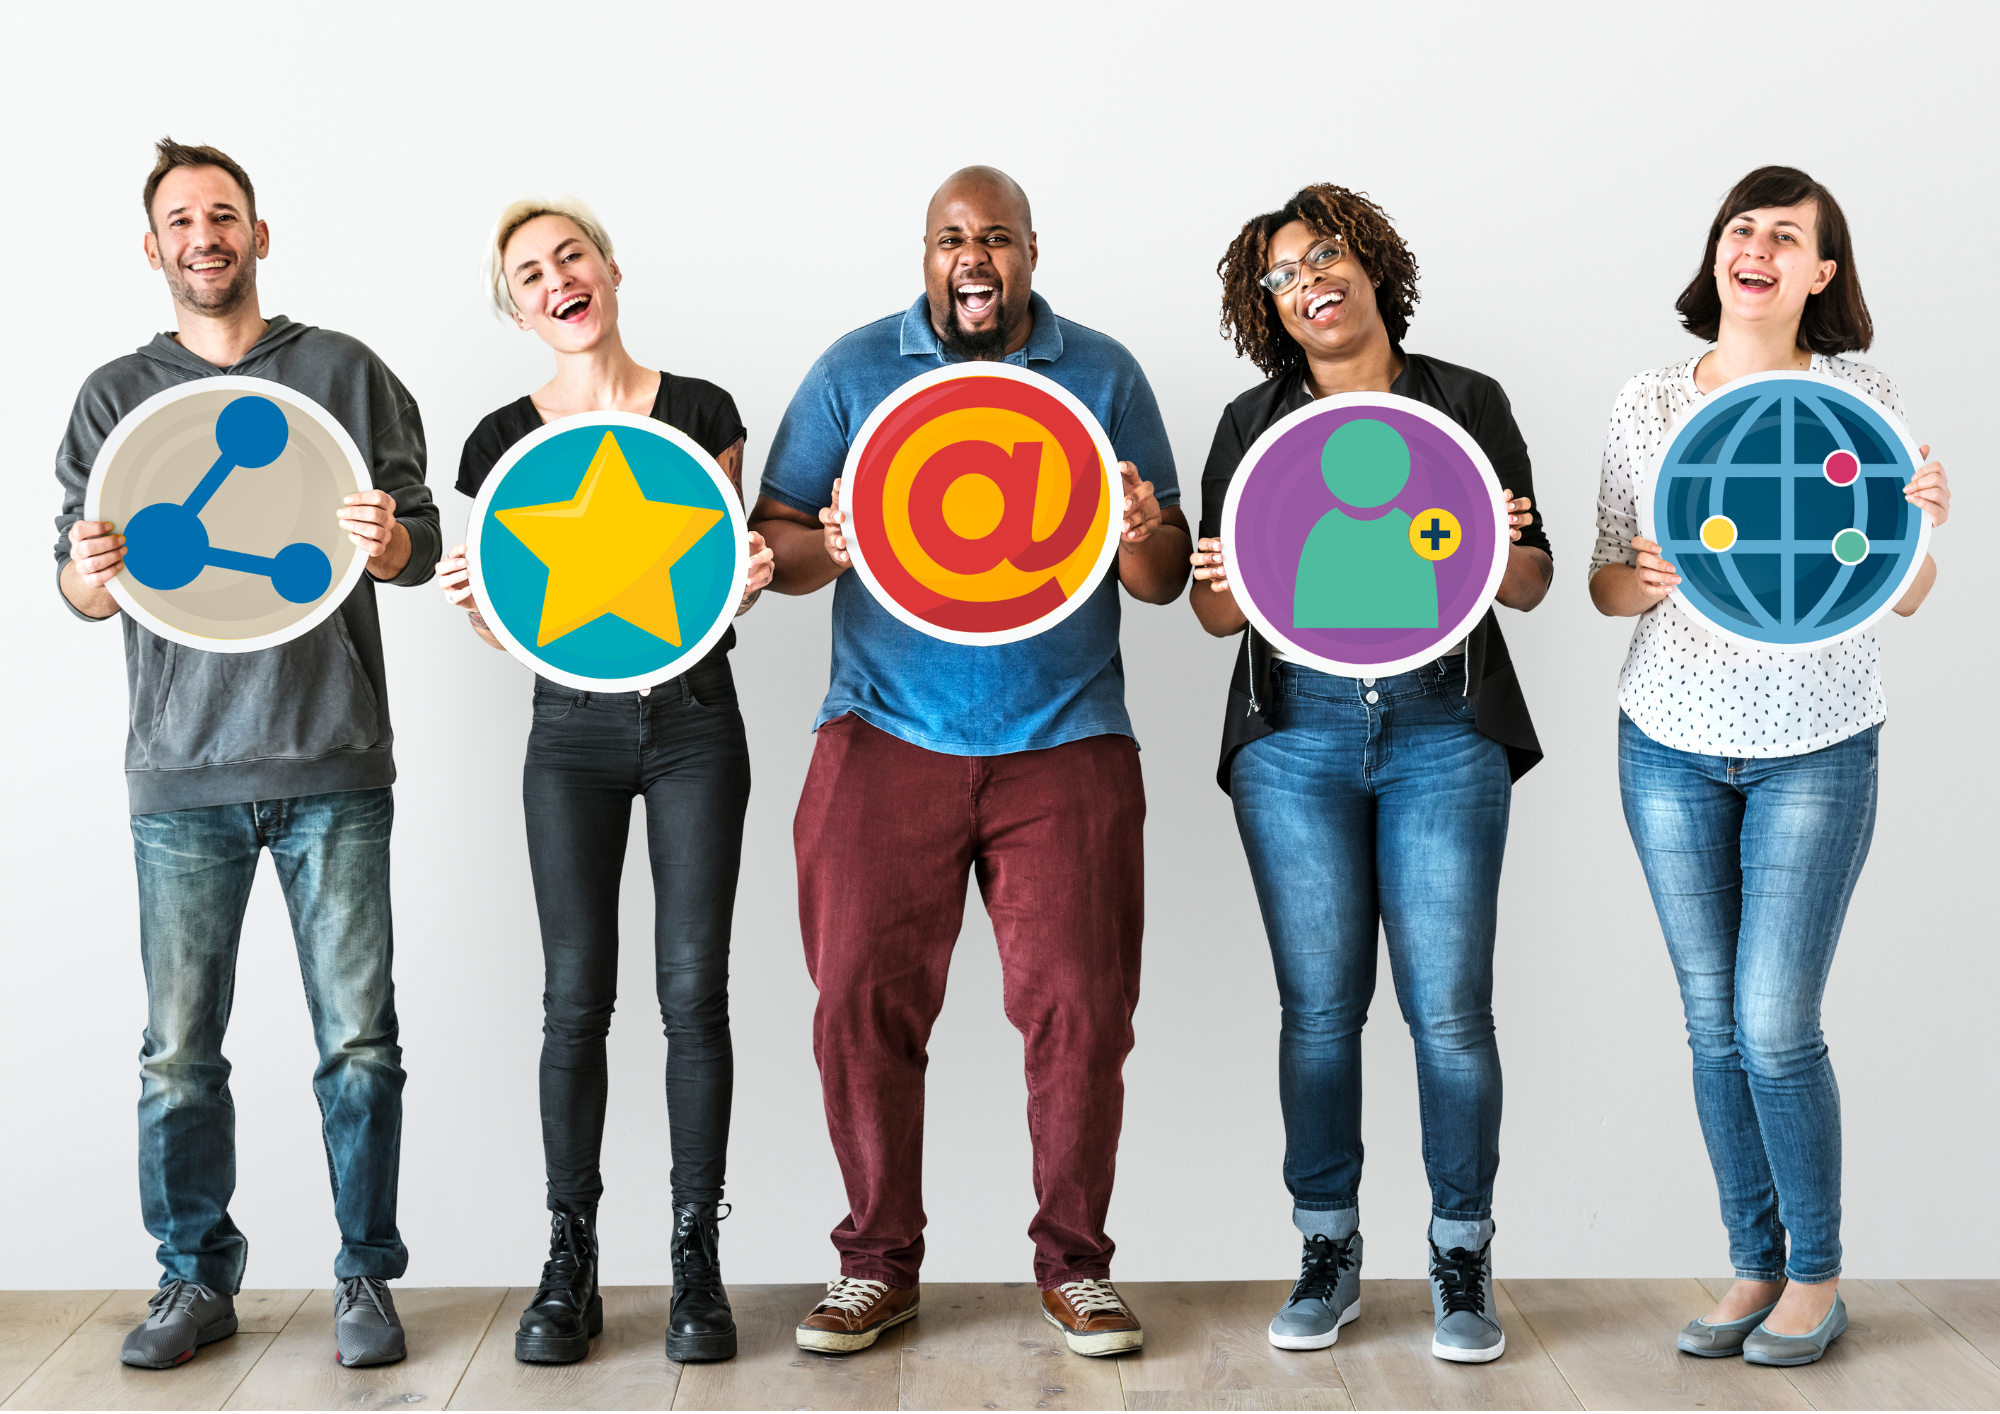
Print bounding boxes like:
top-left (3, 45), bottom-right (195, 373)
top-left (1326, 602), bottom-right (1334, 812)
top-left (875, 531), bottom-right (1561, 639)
top-left (522, 654), bottom-right (749, 1211)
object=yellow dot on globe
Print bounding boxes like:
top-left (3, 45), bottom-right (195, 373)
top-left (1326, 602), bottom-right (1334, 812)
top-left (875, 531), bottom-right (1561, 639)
top-left (941, 473), bottom-right (1006, 540)
top-left (1700, 515), bottom-right (1738, 552)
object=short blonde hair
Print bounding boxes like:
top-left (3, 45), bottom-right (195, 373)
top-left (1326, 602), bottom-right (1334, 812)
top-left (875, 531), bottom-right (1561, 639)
top-left (488, 196), bottom-right (615, 318)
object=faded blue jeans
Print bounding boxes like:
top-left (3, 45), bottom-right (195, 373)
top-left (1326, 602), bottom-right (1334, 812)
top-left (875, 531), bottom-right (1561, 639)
top-left (1230, 660), bottom-right (1510, 1249)
top-left (1618, 713), bottom-right (1877, 1283)
top-left (132, 787), bottom-right (407, 1292)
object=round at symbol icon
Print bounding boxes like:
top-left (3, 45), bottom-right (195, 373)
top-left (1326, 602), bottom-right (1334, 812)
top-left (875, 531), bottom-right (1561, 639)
top-left (122, 395), bottom-right (333, 604)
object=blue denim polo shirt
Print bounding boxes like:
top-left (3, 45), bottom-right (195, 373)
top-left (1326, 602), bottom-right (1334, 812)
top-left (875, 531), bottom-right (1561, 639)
top-left (761, 292), bottom-right (1179, 756)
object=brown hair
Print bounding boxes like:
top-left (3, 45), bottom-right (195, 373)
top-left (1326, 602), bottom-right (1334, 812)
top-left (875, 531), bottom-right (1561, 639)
top-left (1218, 184), bottom-right (1420, 377)
top-left (1676, 165), bottom-right (1871, 354)
top-left (143, 137), bottom-right (257, 230)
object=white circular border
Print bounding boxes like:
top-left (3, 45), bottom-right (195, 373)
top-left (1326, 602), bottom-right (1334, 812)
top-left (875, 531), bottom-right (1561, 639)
top-left (467, 411), bottom-right (749, 692)
top-left (1221, 392), bottom-right (1509, 677)
top-left (840, 362), bottom-right (1123, 647)
top-left (1638, 370), bottom-right (1932, 651)
top-left (83, 375), bottom-right (373, 654)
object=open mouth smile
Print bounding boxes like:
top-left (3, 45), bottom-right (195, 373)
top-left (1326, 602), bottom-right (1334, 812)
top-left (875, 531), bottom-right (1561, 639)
top-left (186, 258), bottom-right (230, 273)
top-left (955, 282), bottom-right (998, 319)
top-left (1734, 269), bottom-right (1776, 290)
top-left (1305, 288), bottom-right (1346, 323)
top-left (554, 293), bottom-right (592, 322)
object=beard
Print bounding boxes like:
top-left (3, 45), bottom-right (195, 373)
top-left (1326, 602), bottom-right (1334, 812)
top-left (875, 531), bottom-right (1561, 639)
top-left (940, 281), bottom-right (1012, 361)
top-left (165, 255), bottom-right (256, 318)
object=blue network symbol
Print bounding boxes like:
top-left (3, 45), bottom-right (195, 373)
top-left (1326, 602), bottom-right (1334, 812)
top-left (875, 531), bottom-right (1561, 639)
top-left (122, 395), bottom-right (333, 604)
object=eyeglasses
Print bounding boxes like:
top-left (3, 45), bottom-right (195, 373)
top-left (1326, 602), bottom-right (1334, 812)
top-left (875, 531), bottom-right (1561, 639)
top-left (1259, 237), bottom-right (1347, 295)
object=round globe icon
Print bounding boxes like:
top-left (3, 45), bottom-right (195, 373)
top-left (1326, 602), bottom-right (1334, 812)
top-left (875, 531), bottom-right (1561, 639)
top-left (1640, 371), bottom-right (1930, 649)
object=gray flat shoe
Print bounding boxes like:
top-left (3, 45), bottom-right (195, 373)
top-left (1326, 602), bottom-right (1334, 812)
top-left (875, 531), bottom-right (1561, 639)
top-left (1743, 1292), bottom-right (1847, 1367)
top-left (1677, 1300), bottom-right (1777, 1357)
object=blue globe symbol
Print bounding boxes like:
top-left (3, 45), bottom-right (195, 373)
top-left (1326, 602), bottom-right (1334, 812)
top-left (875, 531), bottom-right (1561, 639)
top-left (1653, 377), bottom-right (1923, 645)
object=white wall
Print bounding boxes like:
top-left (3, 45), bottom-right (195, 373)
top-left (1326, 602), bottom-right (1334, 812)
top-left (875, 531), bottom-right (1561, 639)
top-left (6, 0), bottom-right (1993, 1291)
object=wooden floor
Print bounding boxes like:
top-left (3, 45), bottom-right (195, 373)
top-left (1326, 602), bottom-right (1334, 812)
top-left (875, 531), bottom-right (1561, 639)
top-left (2, 1279), bottom-right (1996, 1410)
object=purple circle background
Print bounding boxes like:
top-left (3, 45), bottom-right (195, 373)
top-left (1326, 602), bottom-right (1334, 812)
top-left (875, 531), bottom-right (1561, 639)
top-left (1232, 404), bottom-right (1501, 667)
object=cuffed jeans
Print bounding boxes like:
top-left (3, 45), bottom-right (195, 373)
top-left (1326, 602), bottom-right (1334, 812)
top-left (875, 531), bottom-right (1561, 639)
top-left (794, 715), bottom-right (1145, 1289)
top-left (523, 659), bottom-right (749, 1211)
top-left (1619, 712), bottom-right (1876, 1284)
top-left (132, 786), bottom-right (406, 1293)
top-left (1230, 660), bottom-right (1509, 1245)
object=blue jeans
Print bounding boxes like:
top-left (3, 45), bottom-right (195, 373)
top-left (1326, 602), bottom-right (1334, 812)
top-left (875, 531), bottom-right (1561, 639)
top-left (1618, 713), bottom-right (1877, 1283)
top-left (1230, 660), bottom-right (1511, 1241)
top-left (131, 787), bottom-right (407, 1292)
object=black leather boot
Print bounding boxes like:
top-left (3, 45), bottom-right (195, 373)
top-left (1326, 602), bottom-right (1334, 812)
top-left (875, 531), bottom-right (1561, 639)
top-left (665, 1200), bottom-right (736, 1361)
top-left (516, 1206), bottom-right (603, 1363)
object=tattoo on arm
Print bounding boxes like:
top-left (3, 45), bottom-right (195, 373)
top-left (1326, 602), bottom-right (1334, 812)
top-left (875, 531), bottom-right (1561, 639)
top-left (467, 610), bottom-right (489, 631)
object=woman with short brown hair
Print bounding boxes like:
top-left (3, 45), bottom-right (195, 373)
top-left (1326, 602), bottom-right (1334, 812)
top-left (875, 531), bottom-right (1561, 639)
top-left (1589, 166), bottom-right (1948, 1366)
top-left (1191, 184), bottom-right (1551, 1364)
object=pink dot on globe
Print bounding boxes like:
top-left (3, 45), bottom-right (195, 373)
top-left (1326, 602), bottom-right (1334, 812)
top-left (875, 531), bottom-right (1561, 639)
top-left (1824, 450), bottom-right (1860, 486)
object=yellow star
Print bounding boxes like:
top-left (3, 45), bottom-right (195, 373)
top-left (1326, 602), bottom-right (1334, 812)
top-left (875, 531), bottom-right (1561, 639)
top-left (496, 431), bottom-right (725, 647)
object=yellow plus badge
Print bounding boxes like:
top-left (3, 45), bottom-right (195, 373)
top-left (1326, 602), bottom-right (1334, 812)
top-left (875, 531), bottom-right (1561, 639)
top-left (1408, 507), bottom-right (1462, 562)
top-left (496, 431), bottom-right (724, 647)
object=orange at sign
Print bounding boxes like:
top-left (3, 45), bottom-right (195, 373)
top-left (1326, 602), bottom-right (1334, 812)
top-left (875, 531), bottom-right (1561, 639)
top-left (846, 366), bottom-right (1117, 643)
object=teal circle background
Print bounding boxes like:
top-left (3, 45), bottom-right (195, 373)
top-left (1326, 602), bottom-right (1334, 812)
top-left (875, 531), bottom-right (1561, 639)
top-left (479, 424), bottom-right (735, 682)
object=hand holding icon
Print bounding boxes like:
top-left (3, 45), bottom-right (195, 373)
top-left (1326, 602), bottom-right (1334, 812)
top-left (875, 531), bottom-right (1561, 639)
top-left (819, 477), bottom-right (851, 570)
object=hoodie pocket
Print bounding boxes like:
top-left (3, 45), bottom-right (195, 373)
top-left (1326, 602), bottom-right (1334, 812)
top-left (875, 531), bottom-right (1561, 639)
top-left (147, 614), bottom-right (383, 771)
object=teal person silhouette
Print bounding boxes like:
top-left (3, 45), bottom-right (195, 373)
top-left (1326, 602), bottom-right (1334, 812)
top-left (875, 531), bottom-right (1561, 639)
top-left (1293, 418), bottom-right (1438, 628)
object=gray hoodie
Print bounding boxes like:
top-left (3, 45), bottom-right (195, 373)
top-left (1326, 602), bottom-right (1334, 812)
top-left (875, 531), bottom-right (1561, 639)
top-left (53, 316), bottom-right (440, 814)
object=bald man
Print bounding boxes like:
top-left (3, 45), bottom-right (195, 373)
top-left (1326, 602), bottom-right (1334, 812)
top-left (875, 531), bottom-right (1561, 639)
top-left (751, 167), bottom-right (1190, 1357)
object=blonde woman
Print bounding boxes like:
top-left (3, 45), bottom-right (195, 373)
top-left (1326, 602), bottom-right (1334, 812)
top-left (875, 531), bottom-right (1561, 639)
top-left (436, 197), bottom-right (772, 1366)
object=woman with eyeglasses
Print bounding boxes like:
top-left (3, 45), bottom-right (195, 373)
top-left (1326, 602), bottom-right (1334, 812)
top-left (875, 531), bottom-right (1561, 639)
top-left (1590, 167), bottom-right (1946, 1366)
top-left (1190, 185), bottom-right (1551, 1364)
top-left (435, 196), bottom-right (774, 1367)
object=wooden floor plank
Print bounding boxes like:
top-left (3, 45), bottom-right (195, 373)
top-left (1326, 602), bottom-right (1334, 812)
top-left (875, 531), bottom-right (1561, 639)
top-left (669, 1282), bottom-right (902, 1411)
top-left (1506, 1277), bottom-right (1809, 1410)
top-left (0, 1292), bottom-right (112, 1405)
top-left (222, 1285), bottom-right (504, 1410)
top-left (1324, 1279), bottom-right (1578, 1411)
top-left (1766, 1279), bottom-right (2000, 1411)
top-left (1901, 1281), bottom-right (2000, 1371)
top-left (897, 1282), bottom-right (1125, 1411)
top-left (1124, 1394), bottom-right (1351, 1411)
top-left (1116, 1279), bottom-right (1350, 1408)
top-left (446, 1286), bottom-right (678, 1410)
top-left (1, 1289), bottom-right (306, 1411)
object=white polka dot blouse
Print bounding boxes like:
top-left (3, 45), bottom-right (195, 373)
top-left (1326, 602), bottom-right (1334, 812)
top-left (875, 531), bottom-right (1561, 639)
top-left (1588, 352), bottom-right (1907, 759)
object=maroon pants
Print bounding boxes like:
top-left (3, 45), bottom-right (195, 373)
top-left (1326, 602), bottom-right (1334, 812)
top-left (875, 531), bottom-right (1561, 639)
top-left (795, 714), bottom-right (1146, 1289)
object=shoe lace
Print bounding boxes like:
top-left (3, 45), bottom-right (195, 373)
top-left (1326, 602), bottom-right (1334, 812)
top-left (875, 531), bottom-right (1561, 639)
top-left (1056, 1279), bottom-right (1129, 1316)
top-left (535, 1210), bottom-right (592, 1299)
top-left (337, 1276), bottom-right (392, 1323)
top-left (672, 1202), bottom-right (730, 1293)
top-left (1430, 1241), bottom-right (1490, 1317)
top-left (816, 1277), bottom-right (889, 1315)
top-left (147, 1279), bottom-right (216, 1317)
top-left (1290, 1234), bottom-right (1355, 1304)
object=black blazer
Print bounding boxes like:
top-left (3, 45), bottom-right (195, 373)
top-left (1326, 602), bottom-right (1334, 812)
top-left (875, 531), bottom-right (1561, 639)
top-left (1197, 352), bottom-right (1550, 792)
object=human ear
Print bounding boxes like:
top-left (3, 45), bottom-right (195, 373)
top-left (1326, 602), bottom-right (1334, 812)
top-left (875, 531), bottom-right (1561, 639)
top-left (143, 230), bottom-right (162, 271)
top-left (1810, 259), bottom-right (1836, 295)
top-left (252, 220), bottom-right (271, 258)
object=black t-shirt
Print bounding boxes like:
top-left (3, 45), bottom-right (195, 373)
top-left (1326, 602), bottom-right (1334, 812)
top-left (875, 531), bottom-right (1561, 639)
top-left (456, 373), bottom-right (748, 670)
top-left (1198, 351), bottom-right (1549, 789)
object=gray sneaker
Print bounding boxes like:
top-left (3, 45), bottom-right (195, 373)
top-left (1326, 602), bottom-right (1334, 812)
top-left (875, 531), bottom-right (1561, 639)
top-left (1429, 1237), bottom-right (1505, 1363)
top-left (120, 1280), bottom-right (238, 1368)
top-left (1268, 1233), bottom-right (1362, 1349)
top-left (334, 1277), bottom-right (407, 1368)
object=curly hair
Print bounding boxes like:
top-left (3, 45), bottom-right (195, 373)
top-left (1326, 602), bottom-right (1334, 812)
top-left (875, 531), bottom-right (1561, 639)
top-left (1218, 184), bottom-right (1420, 376)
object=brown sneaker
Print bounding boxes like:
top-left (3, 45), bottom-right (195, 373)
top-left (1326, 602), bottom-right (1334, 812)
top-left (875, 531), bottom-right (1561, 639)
top-left (796, 1278), bottom-right (920, 1352)
top-left (1042, 1279), bottom-right (1144, 1356)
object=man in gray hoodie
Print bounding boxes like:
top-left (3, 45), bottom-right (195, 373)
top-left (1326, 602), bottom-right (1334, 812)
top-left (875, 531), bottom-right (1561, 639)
top-left (54, 138), bottom-right (439, 1372)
